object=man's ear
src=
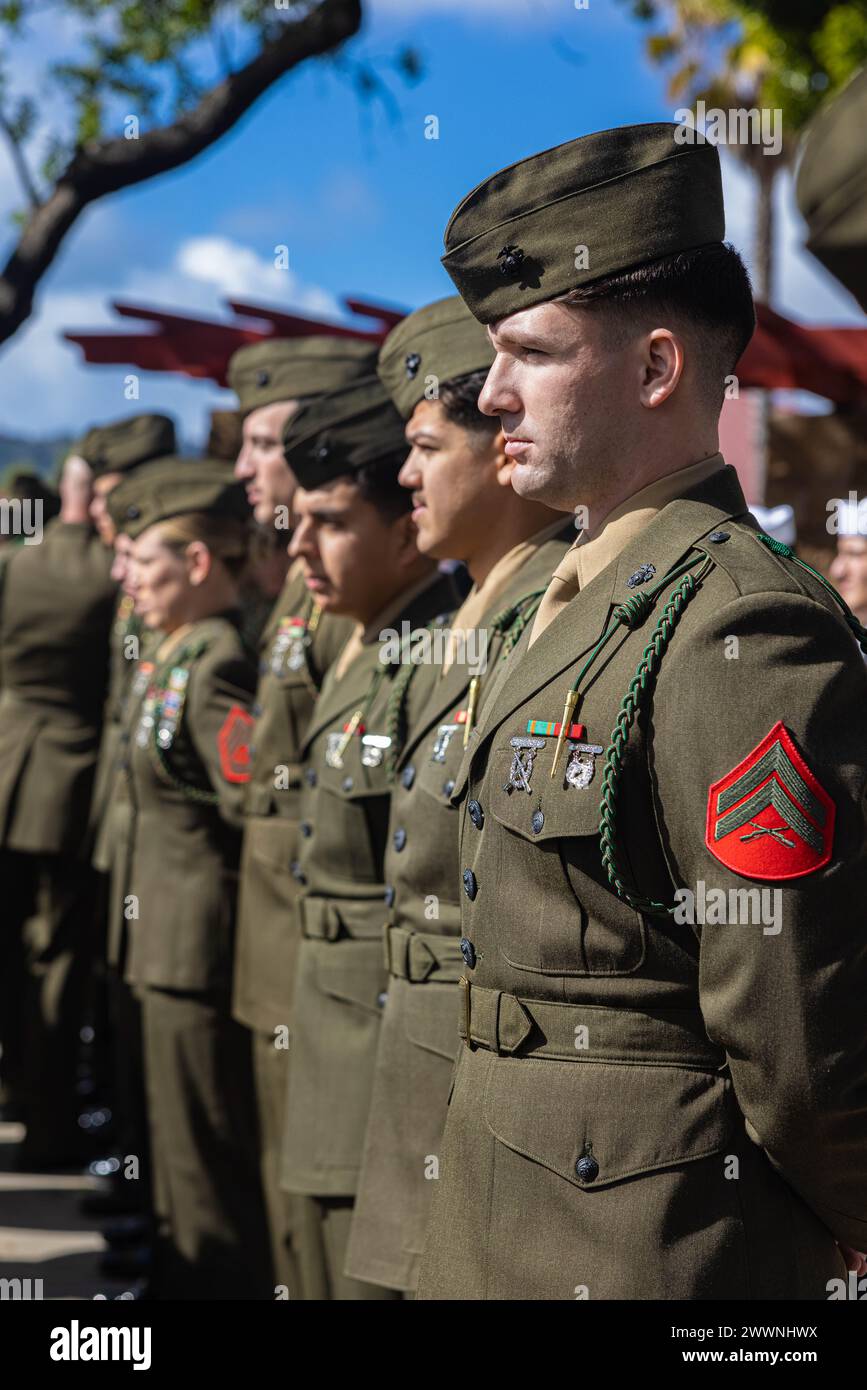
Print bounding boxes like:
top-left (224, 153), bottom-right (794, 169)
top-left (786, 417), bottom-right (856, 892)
top-left (639, 328), bottom-right (685, 410)
top-left (186, 539), bottom-right (213, 587)
top-left (391, 509), bottom-right (423, 567)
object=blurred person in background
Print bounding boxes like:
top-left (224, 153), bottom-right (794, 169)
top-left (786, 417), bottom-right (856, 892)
top-left (830, 497), bottom-right (867, 634)
top-left (0, 446), bottom-right (115, 1166)
top-left (113, 462), bottom-right (272, 1298)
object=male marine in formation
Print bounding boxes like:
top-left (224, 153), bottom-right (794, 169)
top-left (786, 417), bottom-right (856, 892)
top-left (2, 118), bottom-right (865, 1305)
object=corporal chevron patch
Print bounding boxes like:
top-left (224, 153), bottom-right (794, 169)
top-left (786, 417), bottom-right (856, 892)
top-left (218, 705), bottom-right (254, 784)
top-left (705, 721), bottom-right (834, 881)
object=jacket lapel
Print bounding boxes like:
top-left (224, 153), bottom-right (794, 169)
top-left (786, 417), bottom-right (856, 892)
top-left (302, 571), bottom-right (459, 756)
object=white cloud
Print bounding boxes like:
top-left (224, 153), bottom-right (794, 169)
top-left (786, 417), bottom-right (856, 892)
top-left (174, 235), bottom-right (340, 315)
top-left (0, 235), bottom-right (344, 443)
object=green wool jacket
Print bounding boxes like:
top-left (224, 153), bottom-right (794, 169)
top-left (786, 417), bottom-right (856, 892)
top-left (280, 570), bottom-right (458, 1199)
top-left (0, 519), bottom-right (116, 856)
top-left (418, 465), bottom-right (867, 1301)
top-left (91, 591), bottom-right (146, 873)
top-left (231, 566), bottom-right (353, 1036)
top-left (346, 521), bottom-right (575, 1292)
top-left (118, 614), bottom-right (257, 995)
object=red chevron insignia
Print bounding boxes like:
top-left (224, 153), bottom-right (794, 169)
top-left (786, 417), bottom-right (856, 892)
top-left (705, 721), bottom-right (834, 881)
top-left (218, 705), bottom-right (254, 784)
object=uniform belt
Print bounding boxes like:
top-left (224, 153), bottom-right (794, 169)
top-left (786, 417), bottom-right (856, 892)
top-left (298, 895), bottom-right (385, 943)
top-left (384, 925), bottom-right (465, 984)
top-left (459, 980), bottom-right (726, 1069)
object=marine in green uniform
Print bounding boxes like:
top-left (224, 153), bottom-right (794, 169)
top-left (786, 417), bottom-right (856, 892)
top-left (85, 415), bottom-right (177, 872)
top-left (417, 124), bottom-right (867, 1299)
top-left (114, 462), bottom-right (272, 1298)
top-left (345, 295), bottom-right (574, 1293)
top-left (278, 375), bottom-right (459, 1299)
top-left (0, 447), bottom-right (117, 1165)
top-left (0, 468), bottom-right (59, 1121)
top-left (227, 337), bottom-right (372, 1295)
top-left (81, 417), bottom-right (177, 1229)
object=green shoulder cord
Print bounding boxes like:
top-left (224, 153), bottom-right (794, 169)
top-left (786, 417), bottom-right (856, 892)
top-left (383, 589), bottom-right (548, 777)
top-left (755, 531), bottom-right (867, 655)
top-left (146, 635), bottom-right (220, 805)
top-left (568, 548), bottom-right (716, 918)
top-left (384, 618), bottom-right (440, 777)
top-left (490, 588), bottom-right (547, 659)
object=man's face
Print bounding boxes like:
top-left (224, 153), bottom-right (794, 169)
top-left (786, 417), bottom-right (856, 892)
top-left (289, 478), bottom-right (416, 622)
top-left (127, 524), bottom-right (191, 631)
top-left (90, 471), bottom-right (123, 546)
top-left (234, 400), bottom-right (299, 526)
top-left (478, 300), bottom-right (634, 517)
top-left (831, 537), bottom-right (867, 621)
top-left (398, 399), bottom-right (503, 560)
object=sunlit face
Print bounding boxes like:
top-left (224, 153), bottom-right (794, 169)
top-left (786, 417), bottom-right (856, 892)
top-left (831, 537), bottom-right (867, 622)
top-left (398, 399), bottom-right (503, 560)
top-left (112, 530), bottom-right (135, 590)
top-left (127, 524), bottom-right (194, 631)
top-left (289, 477), bottom-right (418, 622)
top-left (479, 300), bottom-right (636, 516)
top-left (90, 471), bottom-right (123, 546)
top-left (234, 400), bottom-right (299, 527)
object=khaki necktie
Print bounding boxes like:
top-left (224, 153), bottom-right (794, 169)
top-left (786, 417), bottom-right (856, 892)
top-left (527, 542), bottom-right (582, 646)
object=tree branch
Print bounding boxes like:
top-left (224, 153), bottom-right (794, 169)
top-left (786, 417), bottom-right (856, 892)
top-left (0, 105), bottom-right (41, 211)
top-left (0, 0), bottom-right (362, 348)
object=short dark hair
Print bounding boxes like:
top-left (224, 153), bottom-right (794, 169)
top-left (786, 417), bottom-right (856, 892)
top-left (439, 369), bottom-right (500, 440)
top-left (561, 243), bottom-right (755, 409)
top-left (354, 452), bottom-right (414, 522)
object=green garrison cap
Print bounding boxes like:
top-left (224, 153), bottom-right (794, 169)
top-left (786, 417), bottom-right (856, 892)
top-left (76, 413), bottom-right (176, 475)
top-left (227, 336), bottom-right (379, 413)
top-left (107, 457), bottom-right (250, 539)
top-left (442, 123), bottom-right (725, 324)
top-left (796, 67), bottom-right (867, 313)
top-left (282, 374), bottom-right (408, 490)
top-left (377, 295), bottom-right (495, 419)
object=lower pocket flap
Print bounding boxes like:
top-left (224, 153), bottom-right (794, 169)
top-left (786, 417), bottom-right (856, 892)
top-left (485, 1057), bottom-right (734, 1189)
top-left (405, 983), bottom-right (462, 1061)
top-left (314, 939), bottom-right (387, 1013)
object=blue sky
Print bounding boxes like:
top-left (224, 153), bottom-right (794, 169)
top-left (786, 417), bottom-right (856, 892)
top-left (0, 0), bottom-right (863, 444)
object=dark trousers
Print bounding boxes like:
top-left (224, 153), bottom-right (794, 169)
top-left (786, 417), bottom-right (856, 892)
top-left (106, 967), bottom-right (152, 1208)
top-left (142, 986), bottom-right (273, 1300)
top-left (5, 851), bottom-right (98, 1162)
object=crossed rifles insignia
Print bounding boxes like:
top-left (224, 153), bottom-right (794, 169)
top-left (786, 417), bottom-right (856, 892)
top-left (706, 721), bottom-right (835, 880)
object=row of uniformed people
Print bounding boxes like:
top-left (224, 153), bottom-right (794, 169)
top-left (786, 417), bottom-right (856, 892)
top-left (5, 116), bottom-right (867, 1301)
top-left (66, 297), bottom-right (578, 1298)
top-left (111, 122), bottom-right (867, 1301)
